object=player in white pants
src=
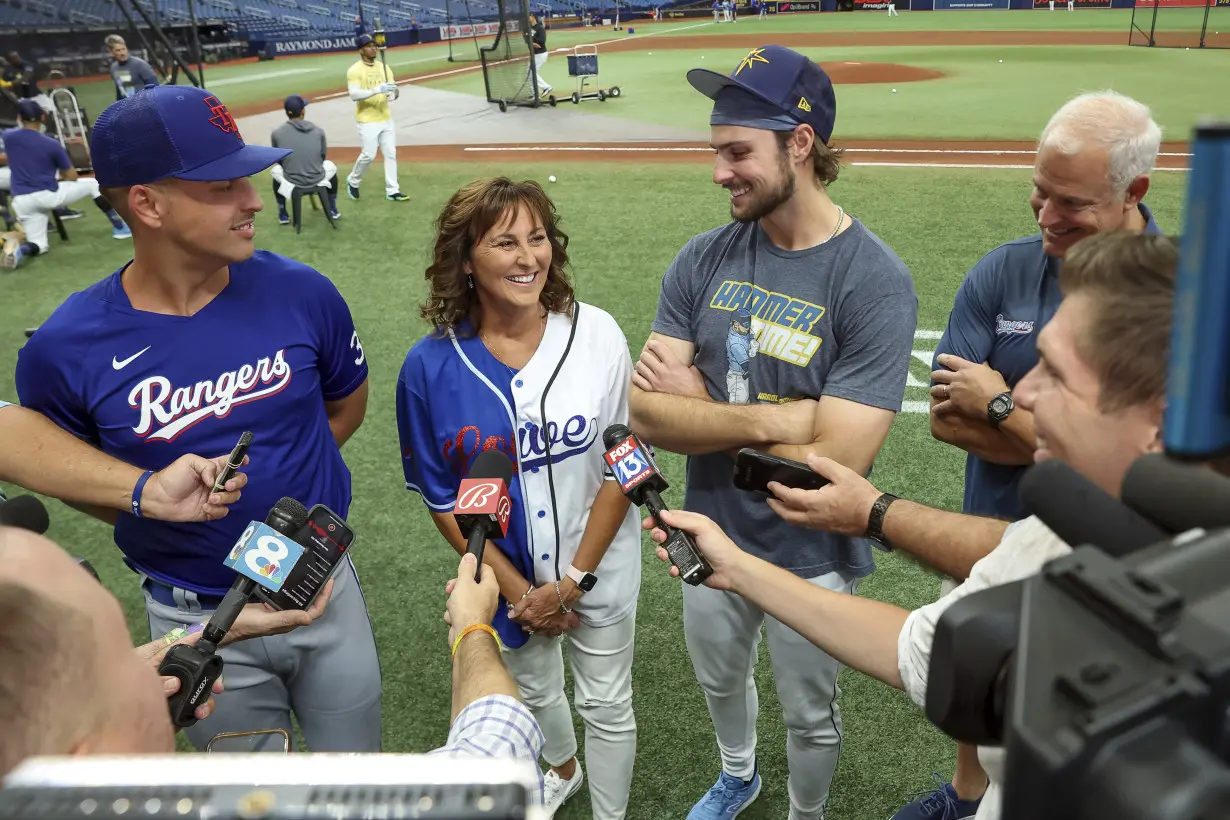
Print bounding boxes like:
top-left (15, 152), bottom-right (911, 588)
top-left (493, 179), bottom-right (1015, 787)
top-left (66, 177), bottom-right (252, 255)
top-left (2, 100), bottom-right (130, 269)
top-left (888, 1), bottom-right (899, 15)
top-left (529, 14), bottom-right (552, 98)
top-left (345, 34), bottom-right (407, 202)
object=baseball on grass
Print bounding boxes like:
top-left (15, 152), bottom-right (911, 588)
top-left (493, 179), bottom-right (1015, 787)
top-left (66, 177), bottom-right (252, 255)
top-left (892, 88), bottom-right (897, 93)
top-left (549, 175), bottom-right (557, 183)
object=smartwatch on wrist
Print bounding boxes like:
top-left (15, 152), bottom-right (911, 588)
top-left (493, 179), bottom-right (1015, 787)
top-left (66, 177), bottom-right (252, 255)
top-left (865, 493), bottom-right (898, 552)
top-left (566, 565), bottom-right (598, 592)
top-left (987, 391), bottom-right (1015, 428)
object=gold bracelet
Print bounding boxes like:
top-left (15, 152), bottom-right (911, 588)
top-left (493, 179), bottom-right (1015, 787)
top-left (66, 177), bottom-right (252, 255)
top-left (451, 623), bottom-right (502, 661)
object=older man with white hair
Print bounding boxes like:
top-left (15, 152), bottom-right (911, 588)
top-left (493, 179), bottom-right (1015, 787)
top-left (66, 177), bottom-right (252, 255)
top-left (892, 89), bottom-right (1164, 820)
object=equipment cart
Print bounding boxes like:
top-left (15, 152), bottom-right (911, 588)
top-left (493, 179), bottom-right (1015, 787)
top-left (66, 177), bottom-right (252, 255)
top-left (567, 45), bottom-right (621, 104)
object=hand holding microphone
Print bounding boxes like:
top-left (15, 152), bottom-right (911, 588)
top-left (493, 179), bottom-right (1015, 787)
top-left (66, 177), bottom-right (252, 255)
top-left (642, 508), bottom-right (746, 592)
top-left (158, 497), bottom-right (309, 729)
top-left (602, 424), bottom-right (713, 585)
top-left (454, 450), bottom-right (515, 582)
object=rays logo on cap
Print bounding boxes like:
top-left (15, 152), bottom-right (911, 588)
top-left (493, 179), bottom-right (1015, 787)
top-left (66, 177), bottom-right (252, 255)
top-left (735, 47), bottom-right (770, 75)
top-left (204, 94), bottom-right (241, 137)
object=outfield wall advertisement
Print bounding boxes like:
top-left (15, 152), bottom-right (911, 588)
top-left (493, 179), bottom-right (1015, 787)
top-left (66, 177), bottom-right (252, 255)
top-left (854, 0), bottom-right (912, 9)
top-left (439, 22), bottom-right (502, 40)
top-left (934, 0), bottom-right (1008, 9)
top-left (1133, 0), bottom-right (1216, 6)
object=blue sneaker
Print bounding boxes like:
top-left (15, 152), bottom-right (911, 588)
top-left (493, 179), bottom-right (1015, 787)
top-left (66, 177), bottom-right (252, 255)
top-left (687, 767), bottom-right (761, 819)
top-left (278, 208), bottom-right (290, 225)
top-left (347, 183), bottom-right (360, 200)
top-left (890, 774), bottom-right (982, 820)
top-left (112, 223), bottom-right (132, 240)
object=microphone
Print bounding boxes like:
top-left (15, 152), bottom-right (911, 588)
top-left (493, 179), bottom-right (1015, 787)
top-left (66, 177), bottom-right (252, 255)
top-left (0, 494), bottom-right (100, 579)
top-left (1019, 459), bottom-right (1167, 558)
top-left (454, 449), bottom-right (514, 582)
top-left (158, 497), bottom-right (309, 729)
top-left (602, 424), bottom-right (712, 585)
top-left (1122, 452), bottom-right (1230, 534)
top-left (0, 494), bottom-right (49, 534)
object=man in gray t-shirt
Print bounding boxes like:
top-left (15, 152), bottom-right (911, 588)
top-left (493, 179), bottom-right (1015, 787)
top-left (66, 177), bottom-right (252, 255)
top-left (106, 35), bottom-right (159, 100)
top-left (630, 45), bottom-right (917, 820)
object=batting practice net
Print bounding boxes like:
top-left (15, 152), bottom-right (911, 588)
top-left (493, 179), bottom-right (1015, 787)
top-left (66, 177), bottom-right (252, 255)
top-left (444, 0), bottom-right (484, 62)
top-left (480, 0), bottom-right (540, 110)
top-left (1129, 0), bottom-right (1229, 48)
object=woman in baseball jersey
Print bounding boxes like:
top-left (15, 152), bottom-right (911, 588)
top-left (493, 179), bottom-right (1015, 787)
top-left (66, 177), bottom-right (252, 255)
top-left (396, 177), bottom-right (641, 819)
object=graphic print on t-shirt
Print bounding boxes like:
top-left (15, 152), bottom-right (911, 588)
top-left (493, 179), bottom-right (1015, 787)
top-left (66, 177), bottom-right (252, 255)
top-left (710, 280), bottom-right (828, 404)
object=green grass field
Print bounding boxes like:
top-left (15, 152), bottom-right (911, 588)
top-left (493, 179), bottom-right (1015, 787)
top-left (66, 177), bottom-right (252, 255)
top-left (2, 8), bottom-right (1215, 818)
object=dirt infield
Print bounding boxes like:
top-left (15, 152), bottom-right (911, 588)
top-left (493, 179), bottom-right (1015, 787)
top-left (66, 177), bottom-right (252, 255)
top-left (231, 28), bottom-right (1192, 168)
top-left (819, 61), bottom-right (944, 84)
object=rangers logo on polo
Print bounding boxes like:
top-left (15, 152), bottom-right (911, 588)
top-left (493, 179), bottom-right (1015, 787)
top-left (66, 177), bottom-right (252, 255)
top-left (128, 349), bottom-right (293, 442)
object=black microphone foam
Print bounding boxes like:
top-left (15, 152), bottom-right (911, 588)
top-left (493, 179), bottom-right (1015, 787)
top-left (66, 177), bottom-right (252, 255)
top-left (603, 423), bottom-right (634, 450)
top-left (1122, 453), bottom-right (1230, 534)
top-left (1020, 459), bottom-right (1167, 558)
top-left (0, 495), bottom-right (50, 534)
top-left (469, 448), bottom-right (514, 483)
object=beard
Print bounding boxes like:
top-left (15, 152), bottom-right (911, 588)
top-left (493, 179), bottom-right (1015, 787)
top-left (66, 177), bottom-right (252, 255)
top-left (730, 154), bottom-right (796, 223)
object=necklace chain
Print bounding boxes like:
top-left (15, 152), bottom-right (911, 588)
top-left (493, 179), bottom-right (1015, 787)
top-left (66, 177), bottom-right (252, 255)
top-left (825, 207), bottom-right (845, 244)
top-left (480, 312), bottom-right (547, 369)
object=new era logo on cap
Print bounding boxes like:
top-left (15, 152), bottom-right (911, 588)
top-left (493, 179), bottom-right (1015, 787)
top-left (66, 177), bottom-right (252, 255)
top-left (90, 85), bottom-right (289, 188)
top-left (687, 44), bottom-right (838, 143)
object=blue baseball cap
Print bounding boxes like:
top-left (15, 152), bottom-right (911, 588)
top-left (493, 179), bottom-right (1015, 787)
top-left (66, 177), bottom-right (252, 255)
top-left (17, 99), bottom-right (43, 121)
top-left (687, 45), bottom-right (837, 143)
top-left (357, 33), bottom-right (374, 47)
top-left (284, 94), bottom-right (308, 116)
top-left (90, 85), bottom-right (290, 188)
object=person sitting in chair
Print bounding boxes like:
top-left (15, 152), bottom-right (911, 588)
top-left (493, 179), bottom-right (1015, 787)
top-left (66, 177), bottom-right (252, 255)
top-left (1, 100), bottom-right (129, 269)
top-left (270, 95), bottom-right (340, 225)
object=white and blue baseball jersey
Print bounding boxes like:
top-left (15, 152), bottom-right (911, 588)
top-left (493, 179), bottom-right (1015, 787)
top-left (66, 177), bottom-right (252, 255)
top-left (396, 302), bottom-right (642, 650)
top-left (15, 251), bottom-right (368, 595)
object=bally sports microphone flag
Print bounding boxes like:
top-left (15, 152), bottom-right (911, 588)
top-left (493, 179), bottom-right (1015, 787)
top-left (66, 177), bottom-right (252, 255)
top-left (455, 449), bottom-right (515, 580)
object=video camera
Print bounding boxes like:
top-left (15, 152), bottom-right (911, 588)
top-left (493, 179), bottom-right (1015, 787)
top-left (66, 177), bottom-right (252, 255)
top-left (0, 754), bottom-right (548, 819)
top-left (925, 122), bottom-right (1230, 820)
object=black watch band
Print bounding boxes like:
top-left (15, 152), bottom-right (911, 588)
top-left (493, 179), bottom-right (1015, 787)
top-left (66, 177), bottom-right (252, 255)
top-left (865, 493), bottom-right (898, 552)
top-left (987, 391), bottom-right (1015, 428)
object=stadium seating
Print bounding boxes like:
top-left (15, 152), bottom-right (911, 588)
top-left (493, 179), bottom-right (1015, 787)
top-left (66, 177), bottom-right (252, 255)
top-left (0, 0), bottom-right (663, 43)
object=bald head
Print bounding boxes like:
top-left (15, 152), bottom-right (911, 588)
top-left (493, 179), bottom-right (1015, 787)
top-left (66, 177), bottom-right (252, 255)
top-left (0, 528), bottom-right (174, 778)
top-left (1038, 91), bottom-right (1162, 197)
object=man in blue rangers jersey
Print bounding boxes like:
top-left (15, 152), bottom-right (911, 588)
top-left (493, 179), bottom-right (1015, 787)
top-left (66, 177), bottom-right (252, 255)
top-left (15, 85), bottom-right (381, 754)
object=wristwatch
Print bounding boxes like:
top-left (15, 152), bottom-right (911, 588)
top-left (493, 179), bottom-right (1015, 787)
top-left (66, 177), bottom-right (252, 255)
top-left (566, 565), bottom-right (598, 593)
top-left (865, 493), bottom-right (898, 552)
top-left (987, 391), bottom-right (1015, 428)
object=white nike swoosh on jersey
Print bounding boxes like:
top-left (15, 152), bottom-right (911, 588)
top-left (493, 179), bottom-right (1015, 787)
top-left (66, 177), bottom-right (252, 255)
top-left (112, 346), bottom-right (152, 370)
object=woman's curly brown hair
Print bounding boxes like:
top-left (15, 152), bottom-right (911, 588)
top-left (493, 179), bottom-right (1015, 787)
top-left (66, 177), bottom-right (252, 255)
top-left (420, 177), bottom-right (574, 336)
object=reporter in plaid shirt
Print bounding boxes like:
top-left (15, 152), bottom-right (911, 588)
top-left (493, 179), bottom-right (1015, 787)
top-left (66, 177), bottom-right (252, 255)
top-left (432, 552), bottom-right (546, 804)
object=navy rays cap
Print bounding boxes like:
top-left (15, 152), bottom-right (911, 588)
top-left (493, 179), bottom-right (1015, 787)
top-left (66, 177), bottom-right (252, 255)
top-left (357, 33), bottom-right (374, 47)
top-left (687, 45), bottom-right (837, 143)
top-left (284, 94), bottom-right (308, 116)
top-left (17, 99), bottom-right (44, 121)
top-left (91, 85), bottom-right (290, 188)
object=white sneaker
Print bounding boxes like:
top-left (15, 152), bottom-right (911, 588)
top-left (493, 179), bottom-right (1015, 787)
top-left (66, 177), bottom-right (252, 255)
top-left (542, 764), bottom-right (584, 817)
